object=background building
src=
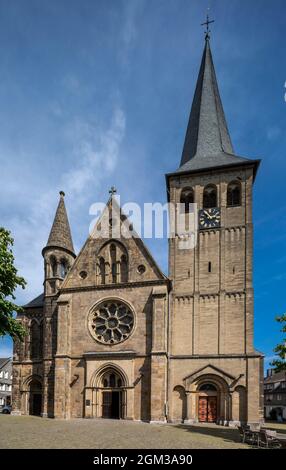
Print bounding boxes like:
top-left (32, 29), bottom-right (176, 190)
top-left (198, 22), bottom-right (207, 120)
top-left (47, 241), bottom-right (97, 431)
top-left (264, 370), bottom-right (286, 421)
top-left (0, 358), bottom-right (12, 410)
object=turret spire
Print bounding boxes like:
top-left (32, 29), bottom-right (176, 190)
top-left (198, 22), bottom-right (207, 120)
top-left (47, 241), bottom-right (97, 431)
top-left (44, 191), bottom-right (75, 255)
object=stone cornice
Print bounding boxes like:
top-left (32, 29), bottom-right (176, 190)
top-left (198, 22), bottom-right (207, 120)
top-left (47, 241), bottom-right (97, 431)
top-left (170, 353), bottom-right (263, 359)
top-left (60, 278), bottom-right (169, 295)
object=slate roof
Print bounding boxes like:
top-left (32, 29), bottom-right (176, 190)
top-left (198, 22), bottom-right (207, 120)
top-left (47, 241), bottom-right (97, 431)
top-left (23, 293), bottom-right (44, 309)
top-left (264, 371), bottom-right (286, 384)
top-left (168, 38), bottom-right (260, 179)
top-left (44, 191), bottom-right (75, 255)
top-left (0, 358), bottom-right (11, 369)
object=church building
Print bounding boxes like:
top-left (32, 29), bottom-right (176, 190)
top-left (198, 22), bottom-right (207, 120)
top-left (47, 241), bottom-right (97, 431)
top-left (12, 33), bottom-right (264, 425)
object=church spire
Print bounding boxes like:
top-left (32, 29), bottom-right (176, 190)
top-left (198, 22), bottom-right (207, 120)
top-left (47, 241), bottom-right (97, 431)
top-left (180, 37), bottom-right (234, 168)
top-left (43, 191), bottom-right (75, 256)
top-left (174, 34), bottom-right (260, 177)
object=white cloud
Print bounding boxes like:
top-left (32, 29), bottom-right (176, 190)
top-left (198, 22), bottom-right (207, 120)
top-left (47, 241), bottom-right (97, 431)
top-left (118, 0), bottom-right (145, 66)
top-left (63, 107), bottom-right (125, 197)
top-left (1, 105), bottom-right (126, 305)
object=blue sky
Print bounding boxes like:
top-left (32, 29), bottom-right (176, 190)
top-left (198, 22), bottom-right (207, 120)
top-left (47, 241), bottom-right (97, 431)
top-left (0, 0), bottom-right (285, 371)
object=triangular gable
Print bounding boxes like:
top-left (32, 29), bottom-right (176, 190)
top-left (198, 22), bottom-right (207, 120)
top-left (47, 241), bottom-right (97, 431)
top-left (61, 195), bottom-right (167, 290)
top-left (183, 364), bottom-right (236, 383)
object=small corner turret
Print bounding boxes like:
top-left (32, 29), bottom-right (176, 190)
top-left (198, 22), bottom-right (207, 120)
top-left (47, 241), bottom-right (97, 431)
top-left (42, 191), bottom-right (76, 296)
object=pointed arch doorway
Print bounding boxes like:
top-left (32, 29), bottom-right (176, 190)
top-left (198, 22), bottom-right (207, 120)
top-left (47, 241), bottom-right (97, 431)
top-left (102, 370), bottom-right (124, 419)
top-left (91, 367), bottom-right (127, 419)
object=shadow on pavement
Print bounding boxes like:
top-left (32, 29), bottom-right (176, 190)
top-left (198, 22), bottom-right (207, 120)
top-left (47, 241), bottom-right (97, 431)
top-left (174, 424), bottom-right (242, 445)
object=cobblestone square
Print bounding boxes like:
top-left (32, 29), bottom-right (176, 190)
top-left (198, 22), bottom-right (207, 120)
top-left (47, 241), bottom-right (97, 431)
top-left (0, 415), bottom-right (249, 449)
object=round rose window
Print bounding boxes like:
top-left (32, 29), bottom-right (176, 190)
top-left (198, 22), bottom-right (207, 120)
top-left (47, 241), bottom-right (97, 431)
top-left (89, 300), bottom-right (134, 344)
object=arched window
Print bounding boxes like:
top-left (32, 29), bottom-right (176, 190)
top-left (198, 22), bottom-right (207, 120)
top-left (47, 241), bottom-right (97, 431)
top-left (98, 241), bottom-right (128, 285)
top-left (109, 374), bottom-right (116, 388)
top-left (203, 185), bottom-right (217, 209)
top-left (100, 370), bottom-right (125, 388)
top-left (99, 257), bottom-right (105, 284)
top-left (180, 188), bottom-right (194, 213)
top-left (30, 320), bottom-right (43, 359)
top-left (111, 264), bottom-right (116, 283)
top-left (110, 244), bottom-right (117, 283)
top-left (59, 259), bottom-right (68, 278)
top-left (50, 256), bottom-right (57, 277)
top-left (227, 181), bottom-right (241, 207)
top-left (120, 255), bottom-right (128, 283)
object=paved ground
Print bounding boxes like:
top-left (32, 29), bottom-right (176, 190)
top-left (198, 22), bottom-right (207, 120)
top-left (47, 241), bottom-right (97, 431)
top-left (263, 421), bottom-right (286, 433)
top-left (0, 415), bottom-right (249, 449)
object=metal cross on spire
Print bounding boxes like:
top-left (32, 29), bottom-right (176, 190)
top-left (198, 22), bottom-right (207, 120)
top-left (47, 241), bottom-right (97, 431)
top-left (201, 11), bottom-right (215, 40)
top-left (109, 186), bottom-right (117, 196)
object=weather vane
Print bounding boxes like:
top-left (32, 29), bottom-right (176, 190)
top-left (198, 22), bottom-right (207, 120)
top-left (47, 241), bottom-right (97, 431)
top-left (201, 10), bottom-right (215, 40)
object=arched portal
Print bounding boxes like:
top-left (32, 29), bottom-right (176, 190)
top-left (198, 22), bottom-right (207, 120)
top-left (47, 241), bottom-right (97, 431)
top-left (186, 374), bottom-right (230, 424)
top-left (23, 377), bottom-right (43, 416)
top-left (90, 365), bottom-right (128, 419)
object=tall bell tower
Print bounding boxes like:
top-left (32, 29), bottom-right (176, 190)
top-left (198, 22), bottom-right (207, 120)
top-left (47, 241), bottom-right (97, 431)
top-left (166, 33), bottom-right (264, 425)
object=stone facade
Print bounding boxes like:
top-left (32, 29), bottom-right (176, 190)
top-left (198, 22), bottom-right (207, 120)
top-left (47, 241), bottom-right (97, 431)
top-left (12, 37), bottom-right (264, 424)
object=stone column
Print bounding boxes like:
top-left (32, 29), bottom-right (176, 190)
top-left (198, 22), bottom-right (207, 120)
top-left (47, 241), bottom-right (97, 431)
top-left (53, 295), bottom-right (72, 419)
top-left (126, 388), bottom-right (134, 420)
top-left (185, 392), bottom-right (197, 424)
top-left (150, 286), bottom-right (168, 423)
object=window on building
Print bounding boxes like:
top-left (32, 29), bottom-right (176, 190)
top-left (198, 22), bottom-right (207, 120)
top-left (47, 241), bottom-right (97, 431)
top-left (59, 259), bottom-right (68, 278)
top-left (4, 371), bottom-right (8, 379)
top-left (180, 188), bottom-right (194, 213)
top-left (99, 257), bottom-right (105, 285)
top-left (227, 181), bottom-right (241, 207)
top-left (50, 256), bottom-right (57, 277)
top-left (277, 394), bottom-right (282, 401)
top-left (110, 245), bottom-right (117, 283)
top-left (203, 185), bottom-right (217, 209)
top-left (111, 263), bottom-right (117, 284)
top-left (120, 255), bottom-right (128, 283)
top-left (30, 320), bottom-right (43, 359)
top-left (0, 371), bottom-right (3, 379)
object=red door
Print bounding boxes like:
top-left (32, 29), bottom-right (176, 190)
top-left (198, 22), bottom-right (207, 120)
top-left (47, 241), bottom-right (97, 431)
top-left (207, 397), bottom-right (217, 423)
top-left (199, 396), bottom-right (217, 423)
top-left (198, 397), bottom-right (208, 422)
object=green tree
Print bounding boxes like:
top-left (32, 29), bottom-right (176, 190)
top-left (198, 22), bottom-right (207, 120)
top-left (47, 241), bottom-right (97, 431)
top-left (0, 227), bottom-right (26, 340)
top-left (271, 314), bottom-right (286, 372)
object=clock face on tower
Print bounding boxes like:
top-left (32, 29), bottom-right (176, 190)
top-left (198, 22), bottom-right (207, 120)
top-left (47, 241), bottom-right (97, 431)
top-left (199, 208), bottom-right (221, 229)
